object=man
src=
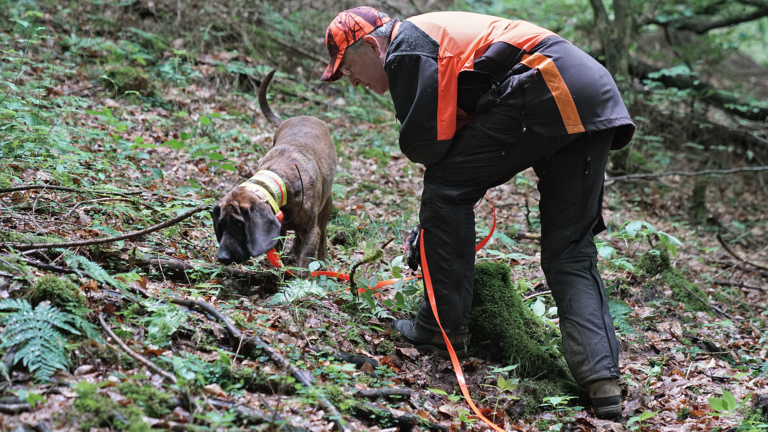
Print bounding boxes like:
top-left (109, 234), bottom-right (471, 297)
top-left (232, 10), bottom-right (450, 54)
top-left (321, 7), bottom-right (635, 418)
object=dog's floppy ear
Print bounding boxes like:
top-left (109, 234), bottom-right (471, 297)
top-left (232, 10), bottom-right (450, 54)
top-left (212, 205), bottom-right (222, 242)
top-left (244, 204), bottom-right (281, 257)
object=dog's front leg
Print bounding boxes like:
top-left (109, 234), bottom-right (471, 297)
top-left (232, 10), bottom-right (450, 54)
top-left (293, 225), bottom-right (321, 278)
top-left (317, 198), bottom-right (333, 262)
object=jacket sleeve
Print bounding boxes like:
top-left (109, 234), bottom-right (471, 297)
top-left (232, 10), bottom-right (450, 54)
top-left (386, 52), bottom-right (457, 165)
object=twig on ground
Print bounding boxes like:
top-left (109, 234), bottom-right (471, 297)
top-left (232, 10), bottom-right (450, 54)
top-left (64, 197), bottom-right (157, 218)
top-left (712, 280), bottom-right (766, 291)
top-left (0, 401), bottom-right (31, 415)
top-left (174, 300), bottom-right (348, 432)
top-left (677, 283), bottom-right (733, 320)
top-left (0, 253), bottom-right (76, 275)
top-left (522, 290), bottom-right (551, 301)
top-left (1, 201), bottom-right (209, 251)
top-left (0, 270), bottom-right (14, 278)
top-left (354, 402), bottom-right (449, 432)
top-left (99, 314), bottom-right (177, 384)
top-left (716, 234), bottom-right (768, 272)
top-left (0, 184), bottom-right (142, 196)
top-left (605, 165), bottom-right (768, 186)
top-left (352, 388), bottom-right (412, 399)
top-left (206, 398), bottom-right (307, 432)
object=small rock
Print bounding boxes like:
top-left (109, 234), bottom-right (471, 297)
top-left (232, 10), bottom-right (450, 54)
top-left (74, 364), bottom-right (95, 376)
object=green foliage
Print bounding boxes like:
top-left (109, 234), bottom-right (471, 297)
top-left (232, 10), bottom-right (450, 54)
top-left (627, 410), bottom-right (659, 430)
top-left (469, 262), bottom-right (570, 380)
top-left (638, 246), bottom-right (671, 277)
top-left (708, 390), bottom-right (751, 416)
top-left (101, 66), bottom-right (154, 97)
top-left (30, 274), bottom-right (87, 312)
top-left (0, 298), bottom-right (101, 381)
top-left (115, 382), bottom-right (174, 418)
top-left (662, 268), bottom-right (710, 313)
top-left (138, 300), bottom-right (188, 346)
top-left (74, 381), bottom-right (151, 432)
top-left (608, 297), bottom-right (635, 336)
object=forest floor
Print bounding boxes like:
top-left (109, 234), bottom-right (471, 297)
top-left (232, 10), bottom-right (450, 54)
top-left (1, 2), bottom-right (768, 432)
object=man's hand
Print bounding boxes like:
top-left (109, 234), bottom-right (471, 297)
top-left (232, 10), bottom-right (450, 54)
top-left (404, 224), bottom-right (421, 271)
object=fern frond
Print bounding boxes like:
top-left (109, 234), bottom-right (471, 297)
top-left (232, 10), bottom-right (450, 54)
top-left (54, 249), bottom-right (127, 291)
top-left (0, 299), bottom-right (95, 381)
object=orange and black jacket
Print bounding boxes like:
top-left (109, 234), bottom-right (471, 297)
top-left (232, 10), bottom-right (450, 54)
top-left (385, 12), bottom-right (636, 165)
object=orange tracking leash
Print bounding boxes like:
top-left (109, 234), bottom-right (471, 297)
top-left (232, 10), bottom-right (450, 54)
top-left (267, 196), bottom-right (502, 430)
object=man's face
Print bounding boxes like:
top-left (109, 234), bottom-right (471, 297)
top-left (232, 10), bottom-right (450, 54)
top-left (340, 35), bottom-right (389, 95)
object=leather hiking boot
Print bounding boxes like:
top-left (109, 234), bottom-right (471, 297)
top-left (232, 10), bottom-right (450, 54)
top-left (585, 378), bottom-right (622, 419)
top-left (393, 319), bottom-right (470, 358)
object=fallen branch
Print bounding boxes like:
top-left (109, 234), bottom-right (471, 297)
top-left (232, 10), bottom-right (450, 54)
top-left (0, 253), bottom-right (78, 275)
top-left (605, 165), bottom-right (768, 186)
top-left (712, 280), bottom-right (766, 291)
top-left (0, 401), bottom-right (31, 415)
top-left (174, 299), bottom-right (348, 432)
top-left (206, 398), bottom-right (307, 432)
top-left (0, 184), bottom-right (143, 196)
top-left (99, 248), bottom-right (278, 289)
top-left (352, 388), bottom-right (411, 399)
top-left (522, 290), bottom-right (552, 301)
top-left (1, 202), bottom-right (209, 251)
top-left (354, 402), bottom-right (449, 432)
top-left (716, 234), bottom-right (768, 272)
top-left (98, 314), bottom-right (177, 384)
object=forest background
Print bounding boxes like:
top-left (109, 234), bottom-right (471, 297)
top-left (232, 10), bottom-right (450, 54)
top-left (1, 0), bottom-right (768, 430)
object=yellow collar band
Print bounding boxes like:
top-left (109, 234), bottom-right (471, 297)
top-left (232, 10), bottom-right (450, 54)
top-left (239, 170), bottom-right (288, 215)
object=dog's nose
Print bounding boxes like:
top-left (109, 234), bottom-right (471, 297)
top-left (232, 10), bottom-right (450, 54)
top-left (217, 249), bottom-right (233, 265)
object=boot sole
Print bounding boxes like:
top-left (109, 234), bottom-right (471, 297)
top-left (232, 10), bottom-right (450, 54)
top-left (591, 395), bottom-right (622, 419)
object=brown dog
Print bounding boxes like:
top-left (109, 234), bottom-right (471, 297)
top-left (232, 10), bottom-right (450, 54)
top-left (212, 70), bottom-right (336, 273)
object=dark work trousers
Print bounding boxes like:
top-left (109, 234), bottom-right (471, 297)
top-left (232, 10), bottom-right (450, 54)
top-left (415, 111), bottom-right (621, 386)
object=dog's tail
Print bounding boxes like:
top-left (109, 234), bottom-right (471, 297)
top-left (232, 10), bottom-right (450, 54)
top-left (258, 70), bottom-right (283, 127)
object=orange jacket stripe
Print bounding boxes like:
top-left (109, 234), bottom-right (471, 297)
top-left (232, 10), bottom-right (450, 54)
top-left (437, 54), bottom-right (459, 141)
top-left (521, 53), bottom-right (585, 134)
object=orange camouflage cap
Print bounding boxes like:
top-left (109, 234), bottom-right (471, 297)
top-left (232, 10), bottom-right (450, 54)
top-left (321, 6), bottom-right (391, 82)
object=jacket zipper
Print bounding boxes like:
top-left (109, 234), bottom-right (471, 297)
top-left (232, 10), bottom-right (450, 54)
top-left (583, 154), bottom-right (592, 220)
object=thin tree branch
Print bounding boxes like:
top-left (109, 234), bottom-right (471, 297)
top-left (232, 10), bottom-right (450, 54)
top-left (712, 280), bottom-right (766, 291)
top-left (605, 165), bottom-right (768, 185)
top-left (0, 184), bottom-right (142, 196)
top-left (1, 202), bottom-right (209, 251)
top-left (99, 314), bottom-right (177, 384)
top-left (174, 299), bottom-right (348, 432)
top-left (673, 7), bottom-right (768, 34)
top-left (716, 234), bottom-right (768, 271)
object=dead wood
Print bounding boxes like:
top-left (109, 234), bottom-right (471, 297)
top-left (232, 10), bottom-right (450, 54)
top-left (354, 401), bottom-right (449, 432)
top-left (352, 388), bottom-right (412, 399)
top-left (98, 314), bottom-right (178, 384)
top-left (717, 234), bottom-right (768, 272)
top-left (98, 248), bottom-right (279, 289)
top-left (206, 398), bottom-right (308, 432)
top-left (1, 202), bottom-right (209, 251)
top-left (713, 280), bottom-right (767, 291)
top-left (174, 299), bottom-right (348, 432)
top-left (0, 184), bottom-right (142, 196)
top-left (605, 165), bottom-right (768, 186)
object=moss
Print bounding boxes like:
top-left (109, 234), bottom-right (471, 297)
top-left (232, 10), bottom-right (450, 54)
top-left (689, 179), bottom-right (708, 225)
top-left (469, 262), bottom-right (570, 381)
top-left (228, 366), bottom-right (297, 394)
top-left (102, 66), bottom-right (154, 96)
top-left (74, 382), bottom-right (151, 432)
top-left (504, 378), bottom-right (582, 419)
top-left (662, 269), bottom-right (710, 313)
top-left (638, 247), bottom-right (671, 277)
top-left (31, 274), bottom-right (87, 313)
top-left (0, 228), bottom-right (60, 244)
top-left (376, 339), bottom-right (395, 356)
top-left (116, 382), bottom-right (174, 418)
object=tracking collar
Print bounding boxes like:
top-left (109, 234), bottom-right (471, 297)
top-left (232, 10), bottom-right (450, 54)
top-left (239, 170), bottom-right (287, 222)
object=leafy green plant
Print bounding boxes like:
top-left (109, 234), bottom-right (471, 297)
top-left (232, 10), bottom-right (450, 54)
top-left (0, 298), bottom-right (102, 380)
top-left (708, 390), bottom-right (752, 417)
top-left (540, 395), bottom-right (578, 422)
top-left (627, 410), bottom-right (659, 430)
top-left (138, 299), bottom-right (188, 346)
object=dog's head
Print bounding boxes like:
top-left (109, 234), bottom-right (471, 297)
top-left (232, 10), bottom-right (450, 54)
top-left (212, 188), bottom-right (281, 265)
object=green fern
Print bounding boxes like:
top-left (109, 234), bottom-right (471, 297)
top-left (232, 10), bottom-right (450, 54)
top-left (54, 248), bottom-right (127, 291)
top-left (0, 298), bottom-right (102, 380)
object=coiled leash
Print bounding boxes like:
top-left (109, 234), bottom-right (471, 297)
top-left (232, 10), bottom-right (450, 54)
top-left (268, 196), bottom-right (502, 430)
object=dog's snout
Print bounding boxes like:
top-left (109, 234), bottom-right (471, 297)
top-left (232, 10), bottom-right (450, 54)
top-left (217, 249), bottom-right (233, 265)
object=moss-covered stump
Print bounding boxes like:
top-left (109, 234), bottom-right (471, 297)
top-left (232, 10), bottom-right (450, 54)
top-left (638, 247), bottom-right (710, 313)
top-left (608, 146), bottom-right (653, 174)
top-left (469, 262), bottom-right (570, 380)
top-left (101, 66), bottom-right (154, 96)
top-left (31, 274), bottom-right (87, 313)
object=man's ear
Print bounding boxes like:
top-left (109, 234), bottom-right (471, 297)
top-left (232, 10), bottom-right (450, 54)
top-left (212, 205), bottom-right (222, 242)
top-left (362, 34), bottom-right (382, 56)
top-left (244, 204), bottom-right (281, 258)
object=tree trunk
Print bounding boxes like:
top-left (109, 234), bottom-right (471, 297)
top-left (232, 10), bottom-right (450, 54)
top-left (590, 0), bottom-right (632, 78)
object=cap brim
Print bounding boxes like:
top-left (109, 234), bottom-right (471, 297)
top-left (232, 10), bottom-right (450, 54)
top-left (321, 55), bottom-right (344, 82)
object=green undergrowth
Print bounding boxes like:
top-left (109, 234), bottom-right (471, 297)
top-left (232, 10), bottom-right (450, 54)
top-left (639, 246), bottom-right (710, 313)
top-left (30, 274), bottom-right (87, 312)
top-left (73, 381), bottom-right (152, 432)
